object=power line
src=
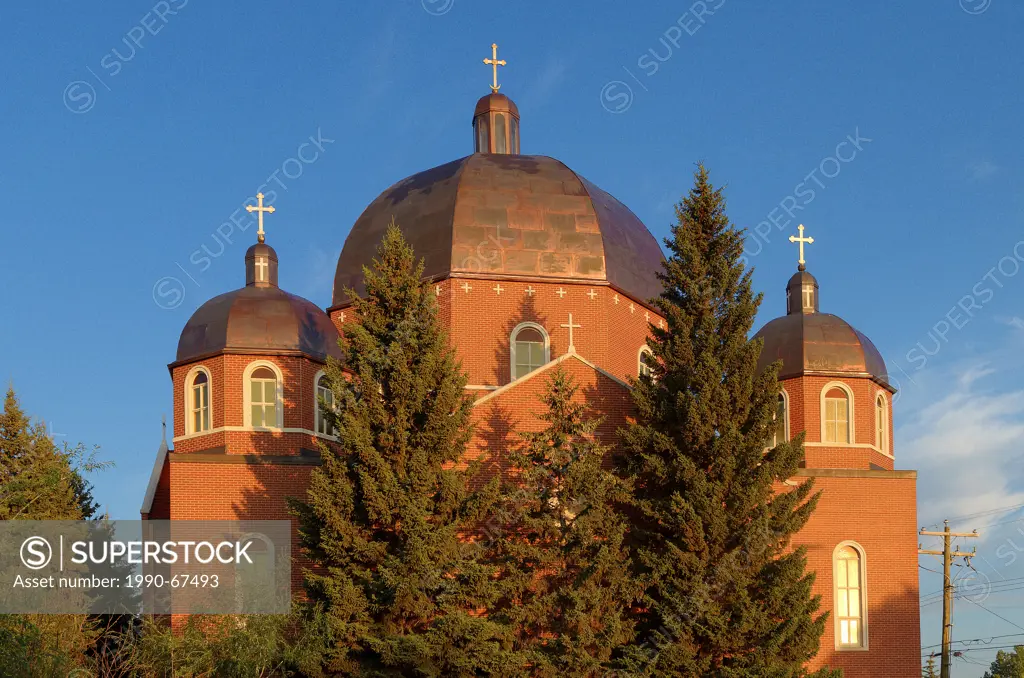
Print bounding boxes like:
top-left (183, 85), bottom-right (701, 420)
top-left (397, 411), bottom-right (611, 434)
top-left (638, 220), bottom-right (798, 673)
top-left (929, 502), bottom-right (1024, 528)
top-left (922, 632), bottom-right (1024, 651)
top-left (962, 596), bottom-right (1024, 633)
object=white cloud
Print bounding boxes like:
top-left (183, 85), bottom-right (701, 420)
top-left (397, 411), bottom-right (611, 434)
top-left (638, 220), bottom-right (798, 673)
top-left (967, 160), bottom-right (999, 181)
top-left (898, 362), bottom-right (1024, 526)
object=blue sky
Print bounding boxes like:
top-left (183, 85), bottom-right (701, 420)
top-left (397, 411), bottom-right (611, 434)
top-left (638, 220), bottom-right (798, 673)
top-left (1, 1), bottom-right (1022, 672)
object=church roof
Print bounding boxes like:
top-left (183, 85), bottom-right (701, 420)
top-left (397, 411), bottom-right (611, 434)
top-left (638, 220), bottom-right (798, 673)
top-left (332, 153), bottom-right (665, 307)
top-left (754, 267), bottom-right (892, 390)
top-left (173, 243), bottom-right (341, 366)
top-left (754, 312), bottom-right (890, 388)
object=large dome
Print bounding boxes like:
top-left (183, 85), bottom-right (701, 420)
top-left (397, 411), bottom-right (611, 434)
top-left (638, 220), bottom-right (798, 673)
top-left (332, 153), bottom-right (665, 306)
top-left (174, 244), bottom-right (341, 366)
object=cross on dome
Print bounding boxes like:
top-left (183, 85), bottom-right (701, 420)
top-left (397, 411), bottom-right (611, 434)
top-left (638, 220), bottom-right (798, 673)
top-left (246, 192), bottom-right (276, 244)
top-left (789, 224), bottom-right (814, 271)
top-left (483, 43), bottom-right (507, 93)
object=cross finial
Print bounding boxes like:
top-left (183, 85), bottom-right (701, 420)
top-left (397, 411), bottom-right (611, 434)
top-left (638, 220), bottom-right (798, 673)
top-left (246, 192), bottom-right (276, 244)
top-left (561, 312), bottom-right (582, 353)
top-left (788, 224), bottom-right (814, 271)
top-left (483, 43), bottom-right (507, 93)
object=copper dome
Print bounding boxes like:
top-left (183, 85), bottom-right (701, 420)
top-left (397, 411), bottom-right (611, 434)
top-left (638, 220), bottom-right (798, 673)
top-left (174, 244), bottom-right (341, 366)
top-left (332, 153), bottom-right (665, 305)
top-left (754, 312), bottom-right (892, 390)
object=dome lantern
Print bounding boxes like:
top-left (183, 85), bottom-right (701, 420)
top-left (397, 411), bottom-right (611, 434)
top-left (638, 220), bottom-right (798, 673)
top-left (473, 44), bottom-right (520, 155)
top-left (786, 270), bottom-right (819, 315)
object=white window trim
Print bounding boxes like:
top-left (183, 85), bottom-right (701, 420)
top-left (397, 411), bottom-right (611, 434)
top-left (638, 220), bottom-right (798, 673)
top-left (775, 388), bottom-right (790, 446)
top-left (820, 381), bottom-right (855, 445)
top-left (243, 360), bottom-right (284, 429)
top-left (509, 321), bottom-right (550, 381)
top-left (183, 365), bottom-right (213, 436)
top-left (638, 345), bottom-right (655, 378)
top-left (875, 392), bottom-right (889, 455)
top-left (313, 369), bottom-right (338, 440)
top-left (833, 541), bottom-right (869, 651)
top-left (235, 532), bottom-right (276, 611)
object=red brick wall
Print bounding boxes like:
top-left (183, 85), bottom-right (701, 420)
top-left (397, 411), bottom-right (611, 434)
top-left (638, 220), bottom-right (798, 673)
top-left (464, 356), bottom-right (633, 485)
top-left (171, 353), bottom-right (331, 455)
top-left (332, 278), bottom-right (662, 388)
top-left (790, 471), bottom-right (921, 677)
top-left (783, 375), bottom-right (895, 471)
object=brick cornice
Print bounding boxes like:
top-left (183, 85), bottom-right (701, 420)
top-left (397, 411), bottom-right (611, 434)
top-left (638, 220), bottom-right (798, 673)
top-left (167, 451), bottom-right (322, 465)
top-left (793, 468), bottom-right (917, 480)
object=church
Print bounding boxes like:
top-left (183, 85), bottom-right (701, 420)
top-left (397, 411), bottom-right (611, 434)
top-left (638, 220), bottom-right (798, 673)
top-left (140, 46), bottom-right (921, 676)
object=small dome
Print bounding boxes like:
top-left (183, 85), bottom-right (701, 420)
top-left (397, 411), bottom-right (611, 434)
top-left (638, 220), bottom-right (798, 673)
top-left (174, 242), bottom-right (340, 366)
top-left (175, 287), bottom-right (341, 365)
top-left (333, 154), bottom-right (665, 305)
top-left (754, 312), bottom-right (891, 390)
top-left (755, 264), bottom-right (891, 390)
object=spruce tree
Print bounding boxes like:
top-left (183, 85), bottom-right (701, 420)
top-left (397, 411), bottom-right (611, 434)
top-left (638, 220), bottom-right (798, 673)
top-left (0, 386), bottom-right (84, 520)
top-left (923, 654), bottom-right (938, 678)
top-left (0, 387), bottom-right (110, 675)
top-left (488, 367), bottom-right (641, 676)
top-left (616, 165), bottom-right (835, 677)
top-left (291, 223), bottom-right (513, 677)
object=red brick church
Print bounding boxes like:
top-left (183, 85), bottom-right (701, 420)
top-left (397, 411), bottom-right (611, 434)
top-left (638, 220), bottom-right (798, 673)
top-left (141, 57), bottom-right (921, 676)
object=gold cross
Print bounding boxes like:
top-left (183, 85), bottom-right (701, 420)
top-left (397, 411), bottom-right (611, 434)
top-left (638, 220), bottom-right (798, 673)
top-left (483, 43), bottom-right (507, 93)
top-left (246, 192), bottom-right (276, 244)
top-left (789, 224), bottom-right (814, 270)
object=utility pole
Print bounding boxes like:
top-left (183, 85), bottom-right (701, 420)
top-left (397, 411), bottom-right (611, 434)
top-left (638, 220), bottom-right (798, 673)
top-left (920, 521), bottom-right (978, 678)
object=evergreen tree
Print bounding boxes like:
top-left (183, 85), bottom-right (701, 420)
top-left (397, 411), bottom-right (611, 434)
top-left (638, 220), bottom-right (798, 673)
top-left (984, 646), bottom-right (1024, 678)
top-left (0, 387), bottom-right (81, 520)
top-left (488, 367), bottom-right (641, 676)
top-left (291, 223), bottom-right (512, 676)
top-left (0, 387), bottom-right (109, 676)
top-left (616, 165), bottom-right (835, 677)
top-left (923, 653), bottom-right (937, 678)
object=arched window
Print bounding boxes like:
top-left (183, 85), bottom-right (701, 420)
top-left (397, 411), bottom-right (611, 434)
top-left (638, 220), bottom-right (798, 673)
top-left (494, 113), bottom-right (507, 154)
top-left (315, 373), bottom-right (336, 437)
top-left (823, 384), bottom-right (852, 444)
top-left (639, 346), bottom-right (656, 378)
top-left (875, 394), bottom-right (888, 454)
top-left (475, 116), bottom-right (488, 153)
top-left (772, 391), bottom-right (788, 447)
top-left (510, 323), bottom-right (549, 379)
top-left (511, 118), bottom-right (519, 154)
top-left (186, 368), bottom-right (211, 434)
top-left (245, 363), bottom-right (281, 429)
top-left (834, 543), bottom-right (867, 649)
top-left (237, 532), bottom-right (276, 613)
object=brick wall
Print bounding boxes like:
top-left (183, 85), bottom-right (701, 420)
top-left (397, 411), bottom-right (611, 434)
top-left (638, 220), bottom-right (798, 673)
top-left (790, 470), bottom-right (921, 677)
top-left (332, 278), bottom-right (662, 388)
top-left (783, 375), bottom-right (896, 471)
top-left (155, 276), bottom-right (919, 675)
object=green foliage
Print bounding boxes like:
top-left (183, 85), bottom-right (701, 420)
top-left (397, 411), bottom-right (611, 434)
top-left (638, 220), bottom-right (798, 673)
top-left (615, 165), bottom-right (835, 677)
top-left (291, 222), bottom-right (512, 676)
top-left (923, 653), bottom-right (937, 677)
top-left (126, 611), bottom-right (329, 677)
top-left (0, 387), bottom-right (88, 520)
top-left (488, 367), bottom-right (642, 676)
top-left (0, 387), bottom-right (110, 676)
top-left (984, 646), bottom-right (1024, 678)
